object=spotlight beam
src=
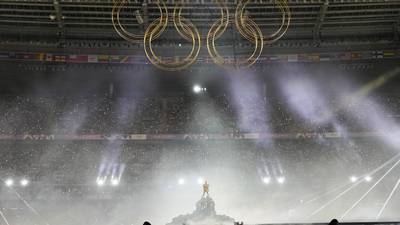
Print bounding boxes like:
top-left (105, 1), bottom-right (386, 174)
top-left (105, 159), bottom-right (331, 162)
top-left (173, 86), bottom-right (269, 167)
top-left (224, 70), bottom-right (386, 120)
top-left (307, 153), bottom-right (400, 218)
top-left (340, 158), bottom-right (400, 220)
top-left (0, 178), bottom-right (50, 225)
top-left (13, 191), bottom-right (41, 217)
top-left (292, 153), bottom-right (400, 209)
top-left (304, 182), bottom-right (352, 204)
top-left (0, 210), bottom-right (10, 225)
top-left (283, 182), bottom-right (353, 215)
top-left (376, 177), bottom-right (400, 220)
top-left (20, 179), bottom-right (29, 187)
top-left (4, 178), bottom-right (13, 187)
top-left (316, 67), bottom-right (400, 122)
top-left (347, 67), bottom-right (400, 103)
top-left (7, 187), bottom-right (50, 225)
top-left (308, 178), bottom-right (364, 218)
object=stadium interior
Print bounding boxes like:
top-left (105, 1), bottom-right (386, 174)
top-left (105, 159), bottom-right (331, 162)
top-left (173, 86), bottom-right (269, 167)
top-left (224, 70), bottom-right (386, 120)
top-left (0, 0), bottom-right (400, 225)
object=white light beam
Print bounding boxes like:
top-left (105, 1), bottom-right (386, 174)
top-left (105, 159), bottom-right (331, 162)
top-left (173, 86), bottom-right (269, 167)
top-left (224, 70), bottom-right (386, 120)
top-left (308, 178), bottom-right (364, 218)
top-left (305, 153), bottom-right (400, 205)
top-left (376, 177), bottom-right (400, 220)
top-left (307, 154), bottom-right (400, 218)
top-left (0, 210), bottom-right (10, 225)
top-left (340, 158), bottom-right (400, 220)
top-left (304, 182), bottom-right (353, 204)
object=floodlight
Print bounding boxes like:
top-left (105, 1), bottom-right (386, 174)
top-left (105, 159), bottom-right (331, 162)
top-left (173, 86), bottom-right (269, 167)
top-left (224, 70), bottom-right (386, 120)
top-left (277, 177), bottom-right (286, 184)
top-left (364, 176), bottom-right (372, 182)
top-left (178, 178), bottom-right (185, 185)
top-left (96, 178), bottom-right (105, 186)
top-left (111, 179), bottom-right (120, 186)
top-left (350, 176), bottom-right (358, 183)
top-left (20, 178), bottom-right (29, 187)
top-left (193, 85), bottom-right (202, 93)
top-left (262, 177), bottom-right (271, 184)
top-left (5, 178), bottom-right (14, 187)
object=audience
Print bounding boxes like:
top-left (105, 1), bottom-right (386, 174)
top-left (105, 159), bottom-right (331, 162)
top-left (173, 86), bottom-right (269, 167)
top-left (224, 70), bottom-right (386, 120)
top-left (0, 94), bottom-right (398, 135)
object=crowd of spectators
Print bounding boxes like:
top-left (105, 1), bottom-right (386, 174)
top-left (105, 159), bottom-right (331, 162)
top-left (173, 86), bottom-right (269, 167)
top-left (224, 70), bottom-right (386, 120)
top-left (0, 94), bottom-right (399, 135)
top-left (0, 94), bottom-right (397, 209)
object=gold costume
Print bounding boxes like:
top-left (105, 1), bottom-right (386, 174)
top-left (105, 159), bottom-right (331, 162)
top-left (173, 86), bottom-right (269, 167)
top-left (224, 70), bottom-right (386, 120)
top-left (202, 181), bottom-right (209, 197)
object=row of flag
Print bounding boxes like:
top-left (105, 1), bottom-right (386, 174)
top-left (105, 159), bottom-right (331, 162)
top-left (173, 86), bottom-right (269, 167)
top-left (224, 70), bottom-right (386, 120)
top-left (0, 50), bottom-right (398, 64)
top-left (1, 131), bottom-right (390, 141)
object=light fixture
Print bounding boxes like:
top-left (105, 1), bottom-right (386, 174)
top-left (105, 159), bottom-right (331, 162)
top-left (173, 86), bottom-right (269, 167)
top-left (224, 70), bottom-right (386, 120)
top-left (364, 176), bottom-right (372, 182)
top-left (96, 178), bottom-right (105, 186)
top-left (20, 178), bottom-right (29, 187)
top-left (193, 85), bottom-right (202, 94)
top-left (178, 178), bottom-right (185, 185)
top-left (110, 179), bottom-right (120, 186)
top-left (277, 177), bottom-right (285, 184)
top-left (5, 178), bottom-right (14, 187)
top-left (350, 176), bottom-right (358, 183)
top-left (262, 177), bottom-right (271, 184)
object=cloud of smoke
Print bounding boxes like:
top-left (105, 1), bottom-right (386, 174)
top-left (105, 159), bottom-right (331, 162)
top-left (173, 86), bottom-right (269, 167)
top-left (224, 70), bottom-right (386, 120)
top-left (281, 77), bottom-right (330, 124)
top-left (346, 97), bottom-right (400, 149)
top-left (227, 69), bottom-right (270, 134)
top-left (2, 66), bottom-right (400, 225)
top-left (227, 69), bottom-right (285, 185)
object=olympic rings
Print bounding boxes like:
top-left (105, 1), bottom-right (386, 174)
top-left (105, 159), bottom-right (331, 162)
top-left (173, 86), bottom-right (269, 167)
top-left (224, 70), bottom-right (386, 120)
top-left (207, 0), bottom-right (263, 69)
top-left (144, 17), bottom-right (201, 71)
top-left (112, 0), bottom-right (168, 43)
top-left (143, 0), bottom-right (201, 71)
top-left (235, 0), bottom-right (291, 44)
top-left (111, 0), bottom-right (291, 70)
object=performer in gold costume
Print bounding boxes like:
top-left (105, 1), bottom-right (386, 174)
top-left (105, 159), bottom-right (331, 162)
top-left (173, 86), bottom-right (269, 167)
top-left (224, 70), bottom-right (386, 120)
top-left (202, 181), bottom-right (209, 197)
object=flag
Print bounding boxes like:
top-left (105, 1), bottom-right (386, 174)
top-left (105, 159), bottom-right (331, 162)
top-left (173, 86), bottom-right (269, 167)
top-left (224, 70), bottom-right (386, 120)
top-left (351, 52), bottom-right (361, 59)
top-left (110, 55), bottom-right (121, 63)
top-left (298, 54), bottom-right (308, 61)
top-left (288, 54), bottom-right (299, 62)
top-left (46, 53), bottom-right (53, 61)
top-left (68, 54), bottom-right (88, 63)
top-left (268, 55), bottom-right (279, 61)
top-left (121, 55), bottom-right (131, 63)
top-left (98, 55), bottom-right (109, 63)
top-left (278, 54), bottom-right (288, 62)
top-left (36, 53), bottom-right (45, 61)
top-left (338, 52), bottom-right (351, 60)
top-left (54, 54), bottom-right (66, 62)
top-left (360, 51), bottom-right (371, 59)
top-left (383, 50), bottom-right (395, 58)
top-left (309, 54), bottom-right (320, 62)
top-left (88, 55), bottom-right (98, 63)
top-left (319, 54), bottom-right (330, 61)
top-left (16, 53), bottom-right (36, 60)
top-left (372, 50), bottom-right (383, 59)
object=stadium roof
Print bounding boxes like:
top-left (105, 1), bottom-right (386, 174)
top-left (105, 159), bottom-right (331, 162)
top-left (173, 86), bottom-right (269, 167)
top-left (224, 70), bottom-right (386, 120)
top-left (0, 0), bottom-right (399, 45)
